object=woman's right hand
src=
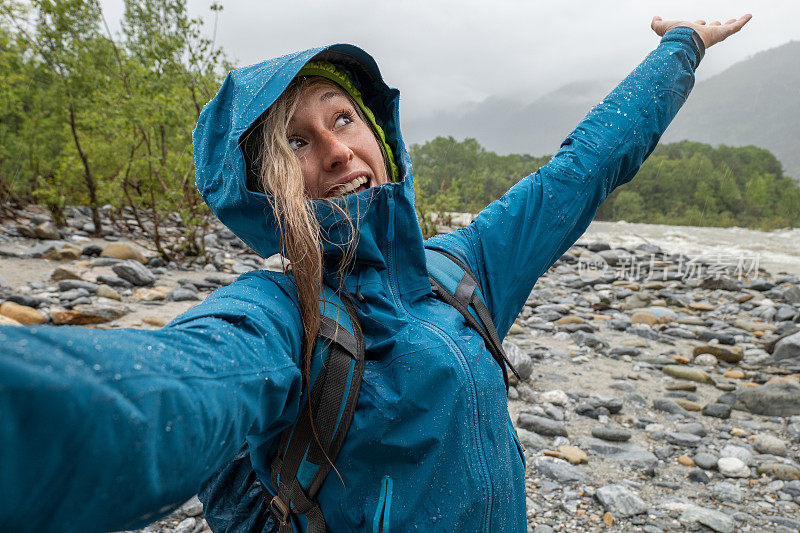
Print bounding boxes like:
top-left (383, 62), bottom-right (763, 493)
top-left (651, 14), bottom-right (752, 48)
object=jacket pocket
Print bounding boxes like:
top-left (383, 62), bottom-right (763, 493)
top-left (372, 475), bottom-right (393, 533)
top-left (508, 421), bottom-right (526, 467)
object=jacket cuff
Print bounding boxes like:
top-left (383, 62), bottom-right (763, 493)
top-left (660, 26), bottom-right (705, 69)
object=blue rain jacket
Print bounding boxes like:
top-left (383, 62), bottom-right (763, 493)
top-left (0, 27), bottom-right (702, 532)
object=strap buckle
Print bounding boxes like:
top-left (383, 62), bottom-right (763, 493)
top-left (270, 495), bottom-right (291, 526)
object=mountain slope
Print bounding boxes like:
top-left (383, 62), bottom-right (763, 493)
top-left (403, 41), bottom-right (800, 181)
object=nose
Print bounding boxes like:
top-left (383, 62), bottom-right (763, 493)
top-left (319, 131), bottom-right (353, 172)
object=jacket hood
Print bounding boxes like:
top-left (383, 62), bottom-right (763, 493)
top-left (193, 44), bottom-right (415, 264)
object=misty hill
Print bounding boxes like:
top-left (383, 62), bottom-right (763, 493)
top-left (403, 41), bottom-right (800, 181)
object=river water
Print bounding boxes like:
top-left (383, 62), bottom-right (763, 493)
top-left (579, 221), bottom-right (800, 277)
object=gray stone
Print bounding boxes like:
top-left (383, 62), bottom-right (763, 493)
top-left (653, 398), bottom-right (688, 415)
top-left (595, 484), bottom-right (648, 517)
top-left (702, 403), bottom-right (732, 419)
top-left (59, 288), bottom-right (91, 301)
top-left (112, 261), bottom-right (155, 286)
top-left (757, 462), bottom-right (800, 481)
top-left (711, 481), bottom-right (743, 503)
top-left (735, 382), bottom-right (800, 417)
top-left (571, 330), bottom-right (606, 348)
top-left (680, 505), bottom-right (735, 533)
top-left (693, 452), bottom-right (719, 470)
top-left (515, 428), bottom-right (548, 451)
top-left (34, 221), bottom-right (60, 240)
top-left (174, 517), bottom-right (196, 533)
top-left (753, 434), bottom-right (788, 456)
top-left (768, 332), bottom-right (800, 365)
top-left (578, 437), bottom-right (658, 468)
top-left (517, 414), bottom-right (567, 437)
top-left (688, 469), bottom-right (711, 483)
top-left (591, 427), bottom-right (631, 442)
top-left (167, 288), bottom-right (199, 302)
top-left (675, 422), bottom-right (706, 437)
top-left (784, 285), bottom-right (800, 304)
top-left (205, 273), bottom-right (238, 286)
top-left (504, 341), bottom-right (533, 381)
top-left (96, 274), bottom-right (132, 288)
top-left (697, 329), bottom-right (736, 345)
top-left (532, 456), bottom-right (586, 484)
top-left (720, 445), bottom-right (752, 465)
top-left (666, 432), bottom-right (702, 447)
top-left (180, 495), bottom-right (203, 517)
top-left (717, 457), bottom-right (750, 478)
top-left (57, 280), bottom-right (98, 293)
top-left (610, 380), bottom-right (637, 392)
top-left (782, 480), bottom-right (800, 497)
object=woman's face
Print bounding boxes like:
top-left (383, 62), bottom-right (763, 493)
top-left (287, 83), bottom-right (389, 199)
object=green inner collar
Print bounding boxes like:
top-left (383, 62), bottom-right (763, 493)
top-left (297, 61), bottom-right (399, 182)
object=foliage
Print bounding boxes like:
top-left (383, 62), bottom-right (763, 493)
top-left (0, 0), bottom-right (226, 258)
top-left (411, 137), bottom-right (800, 234)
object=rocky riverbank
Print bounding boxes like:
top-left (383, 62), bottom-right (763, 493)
top-left (1, 205), bottom-right (799, 532)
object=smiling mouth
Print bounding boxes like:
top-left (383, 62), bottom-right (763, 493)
top-left (329, 175), bottom-right (370, 197)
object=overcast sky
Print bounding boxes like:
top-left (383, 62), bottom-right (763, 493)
top-left (101, 0), bottom-right (799, 120)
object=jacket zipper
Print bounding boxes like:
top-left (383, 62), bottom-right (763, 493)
top-left (382, 188), bottom-right (494, 532)
top-left (372, 475), bottom-right (393, 533)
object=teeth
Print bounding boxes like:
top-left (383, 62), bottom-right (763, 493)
top-left (332, 176), bottom-right (368, 196)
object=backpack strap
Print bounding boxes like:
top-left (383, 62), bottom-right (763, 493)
top-left (425, 247), bottom-right (520, 389)
top-left (269, 284), bottom-right (365, 533)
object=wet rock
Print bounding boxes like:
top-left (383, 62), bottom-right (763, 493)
top-left (532, 456), bottom-right (586, 484)
top-left (33, 221), bottom-right (60, 240)
top-left (666, 432), bottom-right (701, 447)
top-left (692, 344), bottom-right (743, 364)
top-left (688, 469), bottom-right (711, 483)
top-left (50, 304), bottom-right (129, 325)
top-left (591, 427), bottom-right (631, 442)
top-left (578, 437), bottom-right (658, 469)
top-left (101, 242), bottom-right (147, 264)
top-left (697, 329), bottom-right (735, 345)
top-left (717, 457), bottom-right (750, 478)
top-left (711, 481), bottom-right (742, 503)
top-left (662, 365), bottom-right (712, 384)
top-left (50, 267), bottom-right (83, 281)
top-left (571, 330), bottom-right (606, 348)
top-left (595, 484), bottom-right (648, 517)
top-left (167, 288), bottom-right (200, 302)
top-left (556, 445), bottom-right (588, 465)
top-left (504, 341), bottom-right (533, 381)
top-left (80, 244), bottom-right (102, 257)
top-left (57, 280), bottom-right (98, 293)
top-left (96, 285), bottom-right (121, 301)
top-left (112, 260), bottom-right (155, 286)
top-left (734, 381), bottom-right (800, 417)
top-left (680, 505), bottom-right (734, 533)
top-left (0, 314), bottom-right (21, 326)
top-left (517, 414), bottom-right (567, 437)
top-left (653, 398), bottom-right (688, 415)
top-left (96, 274), bottom-right (132, 288)
top-left (516, 428), bottom-right (548, 452)
top-left (757, 462), bottom-right (800, 481)
top-left (5, 293), bottom-right (46, 308)
top-left (540, 389), bottom-right (569, 406)
top-left (693, 452), bottom-right (719, 470)
top-left (42, 244), bottom-right (81, 261)
top-left (180, 495), bottom-right (203, 517)
top-left (767, 331), bottom-right (800, 365)
top-left (0, 301), bottom-right (45, 325)
top-left (702, 403), bottom-right (732, 419)
top-left (753, 434), bottom-right (787, 456)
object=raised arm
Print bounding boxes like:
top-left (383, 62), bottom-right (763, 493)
top-left (427, 17), bottom-right (750, 338)
top-left (0, 271), bottom-right (304, 532)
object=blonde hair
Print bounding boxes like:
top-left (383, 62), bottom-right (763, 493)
top-left (256, 76), bottom-right (373, 392)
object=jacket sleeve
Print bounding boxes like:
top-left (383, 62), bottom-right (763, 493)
top-left (0, 271), bottom-right (304, 532)
top-left (425, 27), bottom-right (703, 338)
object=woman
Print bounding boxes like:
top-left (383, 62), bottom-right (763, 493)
top-left (0, 15), bottom-right (750, 533)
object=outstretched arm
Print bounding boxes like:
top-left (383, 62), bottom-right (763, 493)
top-left (0, 272), bottom-right (304, 532)
top-left (427, 16), bottom-right (751, 338)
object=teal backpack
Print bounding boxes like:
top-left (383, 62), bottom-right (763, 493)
top-left (199, 247), bottom-right (519, 533)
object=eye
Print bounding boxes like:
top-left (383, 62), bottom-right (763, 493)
top-left (334, 111), bottom-right (354, 128)
top-left (288, 137), bottom-right (306, 151)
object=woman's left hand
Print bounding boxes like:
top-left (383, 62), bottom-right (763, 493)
top-left (651, 14), bottom-right (752, 48)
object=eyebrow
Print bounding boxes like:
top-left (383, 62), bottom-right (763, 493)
top-left (320, 90), bottom-right (340, 102)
